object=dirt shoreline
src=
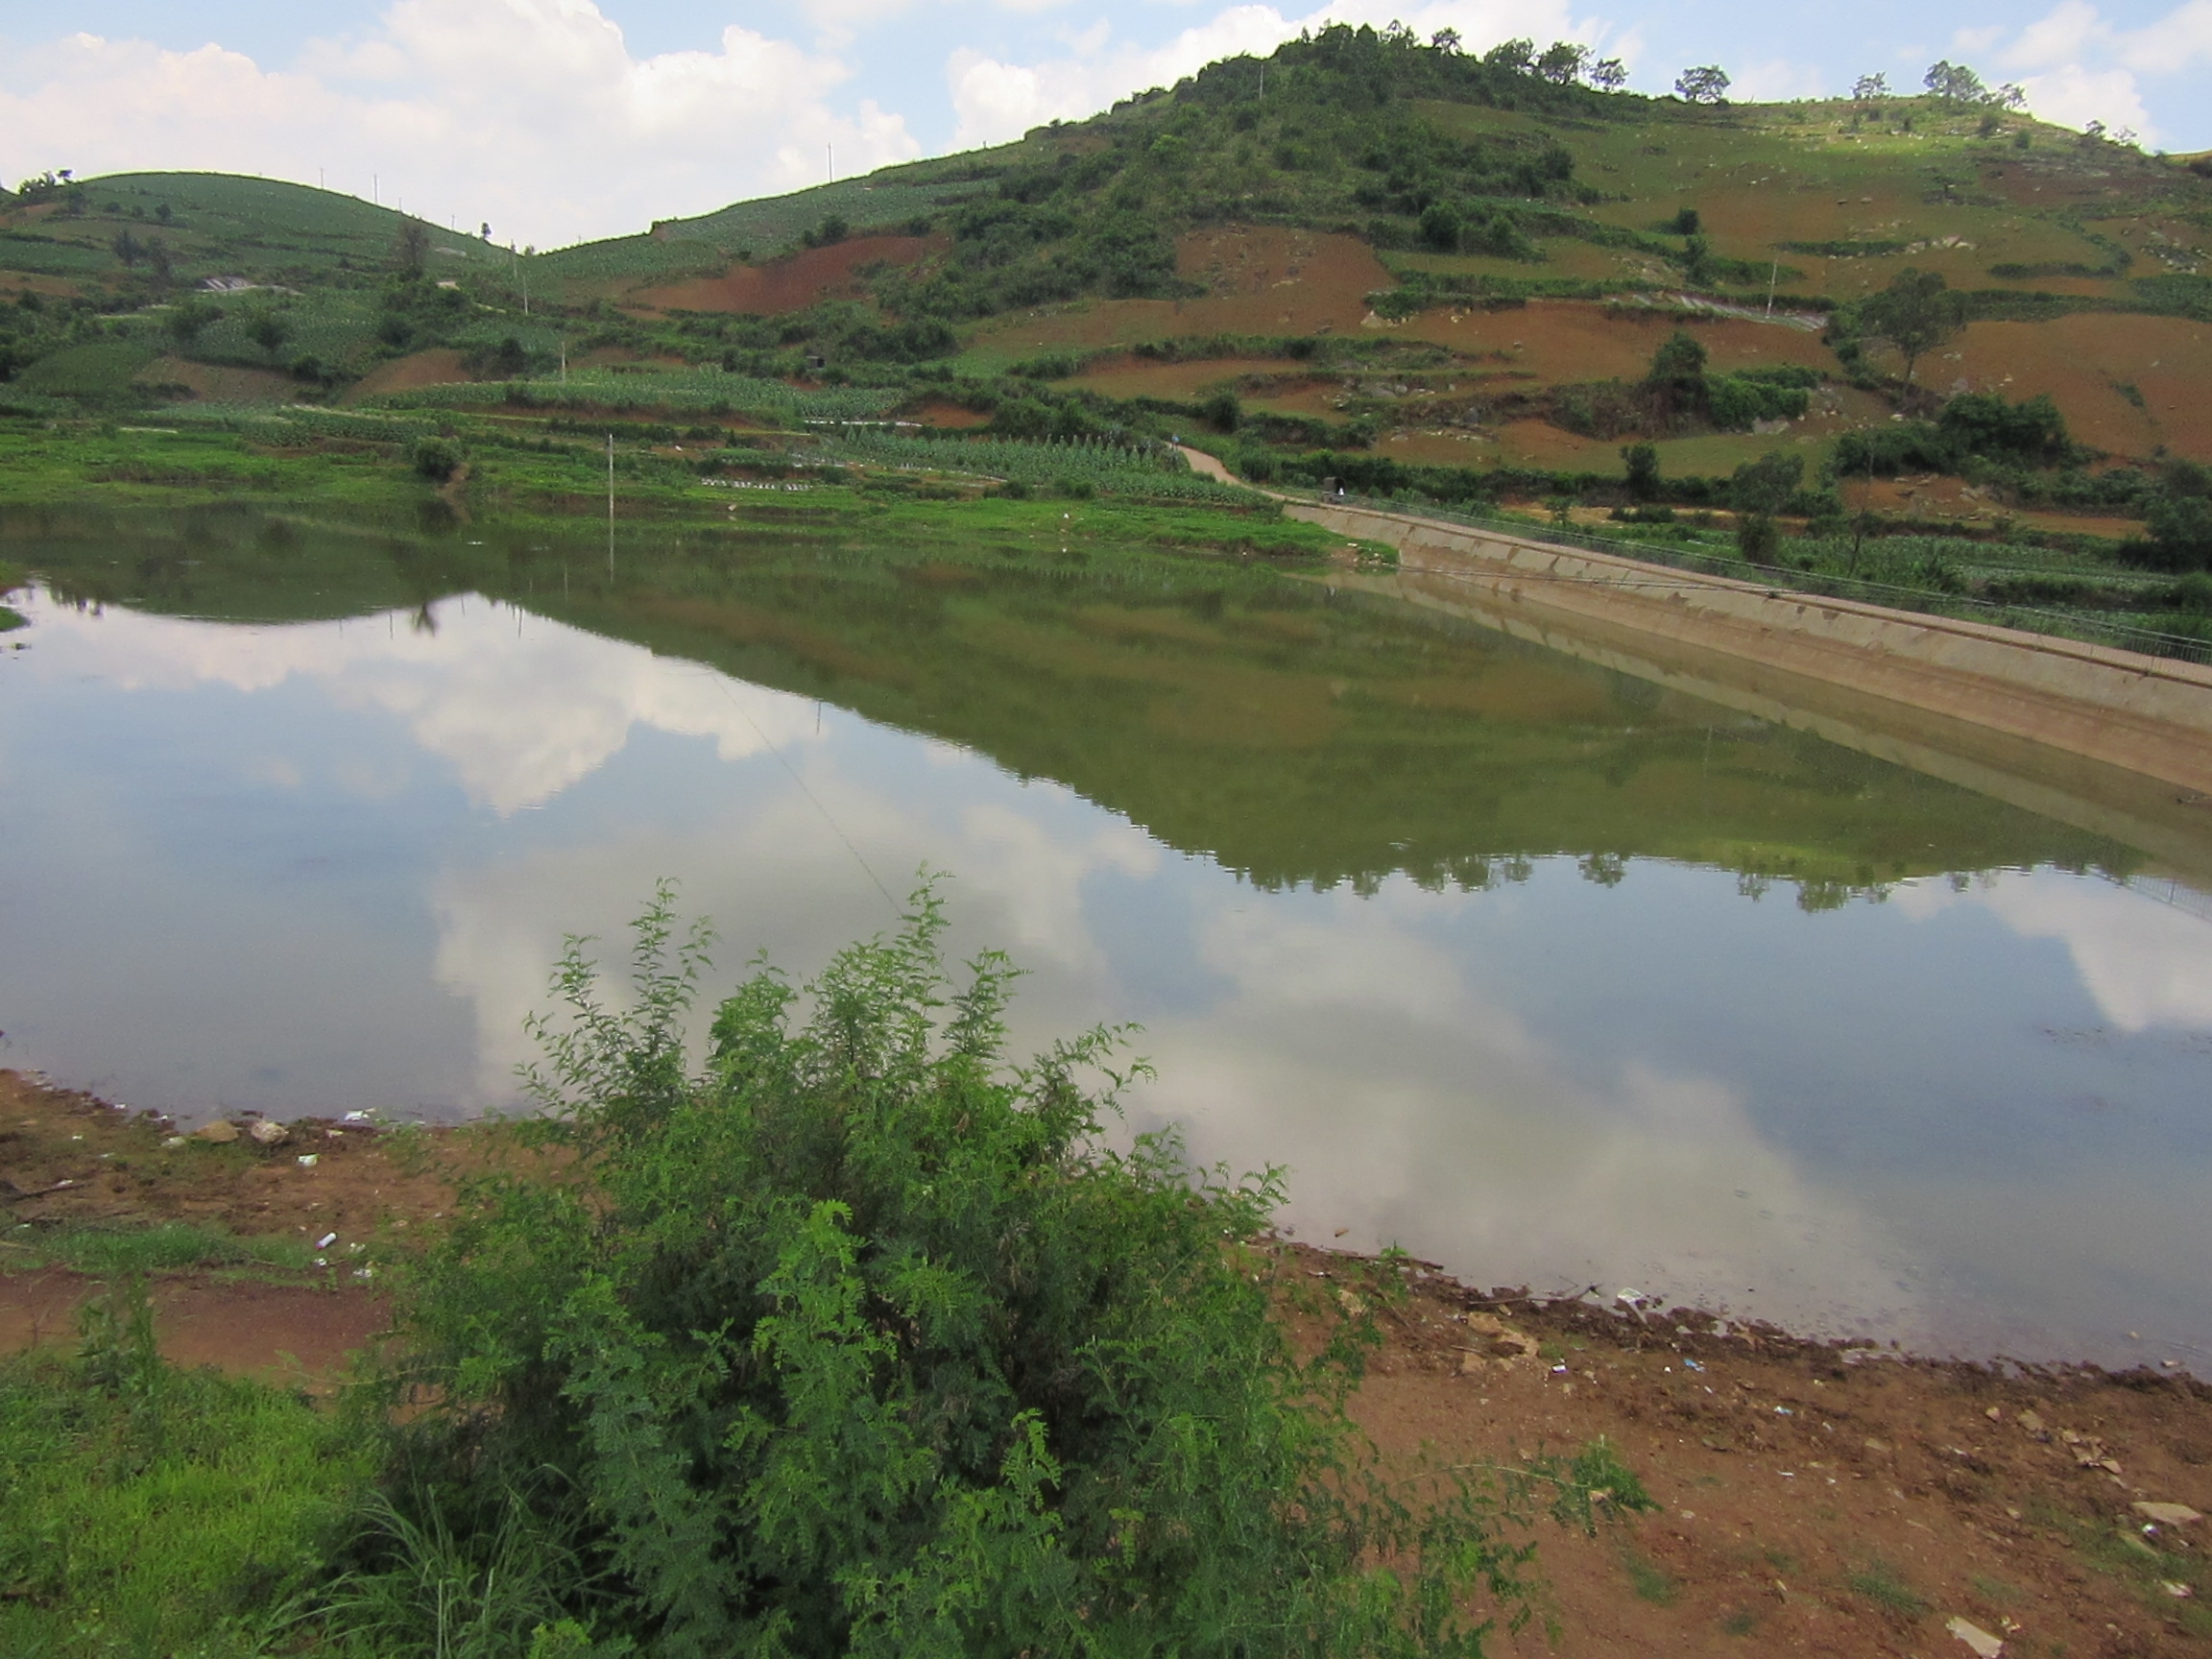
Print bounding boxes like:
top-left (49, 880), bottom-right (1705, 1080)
top-left (5, 1070), bottom-right (2208, 1654)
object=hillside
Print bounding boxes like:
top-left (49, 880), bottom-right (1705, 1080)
top-left (5, 24), bottom-right (2212, 632)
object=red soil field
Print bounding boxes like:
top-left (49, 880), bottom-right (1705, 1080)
top-left (964, 228), bottom-right (1394, 354)
top-left (1241, 378), bottom-right (1348, 420)
top-left (1386, 300), bottom-right (1838, 386)
top-left (344, 348), bottom-right (469, 400)
top-left (905, 399), bottom-right (991, 429)
top-left (1377, 428), bottom-right (1506, 466)
top-left (632, 234), bottom-right (931, 316)
top-left (1072, 356), bottom-right (1311, 398)
top-left (0, 271), bottom-right (82, 300)
top-left (1944, 314), bottom-right (2212, 463)
top-left (135, 353), bottom-right (298, 403)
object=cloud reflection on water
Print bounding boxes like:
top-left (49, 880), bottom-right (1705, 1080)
top-left (1891, 873), bottom-right (2212, 1033)
top-left (6, 587), bottom-right (2210, 1360)
top-left (25, 592), bottom-right (823, 813)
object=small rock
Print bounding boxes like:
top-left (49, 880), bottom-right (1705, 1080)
top-left (2017, 1409), bottom-right (2047, 1437)
top-left (2164, 1581), bottom-right (2194, 1599)
top-left (1985, 1406), bottom-right (2003, 1420)
top-left (2133, 1502), bottom-right (2203, 1527)
top-left (296, 1153), bottom-right (319, 1168)
top-left (1947, 1616), bottom-right (2006, 1657)
top-left (194, 1120), bottom-right (239, 1144)
top-left (160, 1135), bottom-right (186, 1150)
top-left (249, 1119), bottom-right (289, 1147)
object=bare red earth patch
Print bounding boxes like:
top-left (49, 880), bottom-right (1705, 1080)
top-left (633, 235), bottom-right (932, 316)
top-left (345, 348), bottom-right (470, 401)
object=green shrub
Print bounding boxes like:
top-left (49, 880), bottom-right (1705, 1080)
top-left (367, 886), bottom-right (1537, 1657)
top-left (1705, 374), bottom-right (1810, 431)
top-left (409, 435), bottom-right (462, 481)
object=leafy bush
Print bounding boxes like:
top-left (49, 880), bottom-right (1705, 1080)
top-left (2122, 463), bottom-right (2212, 572)
top-left (1836, 392), bottom-right (2075, 477)
top-left (410, 435), bottom-right (463, 481)
top-left (368, 889), bottom-right (1536, 1657)
top-left (1704, 374), bottom-right (1810, 431)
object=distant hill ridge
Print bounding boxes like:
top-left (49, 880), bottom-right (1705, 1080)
top-left (3, 23), bottom-right (2209, 498)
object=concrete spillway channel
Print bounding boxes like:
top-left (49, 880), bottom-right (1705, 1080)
top-left (1286, 494), bottom-right (2212, 890)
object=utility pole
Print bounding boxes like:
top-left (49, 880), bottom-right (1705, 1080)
top-left (607, 434), bottom-right (616, 583)
top-left (1766, 257), bottom-right (1780, 316)
top-left (373, 172), bottom-right (378, 205)
top-left (828, 142), bottom-right (835, 182)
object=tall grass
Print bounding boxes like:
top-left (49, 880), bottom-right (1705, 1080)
top-left (0, 1281), bottom-right (374, 1658)
top-left (5, 1218), bottom-right (313, 1276)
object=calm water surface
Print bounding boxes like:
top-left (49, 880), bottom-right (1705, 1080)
top-left (3, 518), bottom-right (2209, 1368)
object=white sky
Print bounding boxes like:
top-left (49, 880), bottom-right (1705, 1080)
top-left (2, 0), bottom-right (2207, 248)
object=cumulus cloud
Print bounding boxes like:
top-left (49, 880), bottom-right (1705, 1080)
top-left (0, 0), bottom-right (919, 247)
top-left (1959, 0), bottom-right (2212, 147)
top-left (949, 0), bottom-right (1592, 148)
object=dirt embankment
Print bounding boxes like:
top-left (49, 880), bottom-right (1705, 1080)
top-left (5, 1070), bottom-right (2207, 1653)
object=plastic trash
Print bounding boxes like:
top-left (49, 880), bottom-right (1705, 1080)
top-left (1946, 1616), bottom-right (2005, 1657)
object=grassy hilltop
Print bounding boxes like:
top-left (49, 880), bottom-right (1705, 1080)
top-left (4, 25), bottom-right (2212, 637)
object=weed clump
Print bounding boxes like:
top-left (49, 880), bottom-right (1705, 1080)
top-left (357, 883), bottom-right (1535, 1656)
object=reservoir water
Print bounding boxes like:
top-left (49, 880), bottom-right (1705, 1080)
top-left (3, 509), bottom-right (2209, 1368)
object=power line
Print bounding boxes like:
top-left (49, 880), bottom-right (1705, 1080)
top-left (695, 673), bottom-right (900, 916)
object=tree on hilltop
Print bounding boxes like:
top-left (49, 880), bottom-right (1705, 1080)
top-left (1675, 64), bottom-right (1730, 104)
top-left (1924, 60), bottom-right (1988, 103)
top-left (1536, 41), bottom-right (1589, 84)
top-left (1482, 36), bottom-right (1536, 73)
top-left (1591, 57), bottom-right (1628, 91)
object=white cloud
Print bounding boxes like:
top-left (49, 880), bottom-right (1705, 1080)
top-left (1722, 57), bottom-right (1828, 102)
top-left (0, 1), bottom-right (919, 247)
top-left (1966, 0), bottom-right (2212, 144)
top-left (949, 0), bottom-right (1587, 148)
top-left (1891, 872), bottom-right (2212, 1032)
top-left (2001, 0), bottom-right (2106, 69)
top-left (2019, 62), bottom-right (2152, 139)
top-left (2117, 0), bottom-right (2212, 71)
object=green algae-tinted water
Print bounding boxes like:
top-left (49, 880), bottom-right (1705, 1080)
top-left (3, 508), bottom-right (2208, 1367)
